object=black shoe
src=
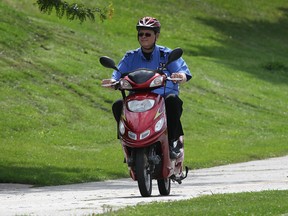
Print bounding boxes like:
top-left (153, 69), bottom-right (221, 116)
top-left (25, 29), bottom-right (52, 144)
top-left (169, 139), bottom-right (183, 159)
top-left (174, 140), bottom-right (183, 152)
top-left (170, 149), bottom-right (181, 159)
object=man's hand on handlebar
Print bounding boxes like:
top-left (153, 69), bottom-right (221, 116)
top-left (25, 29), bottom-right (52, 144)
top-left (170, 73), bottom-right (187, 83)
top-left (101, 79), bottom-right (117, 88)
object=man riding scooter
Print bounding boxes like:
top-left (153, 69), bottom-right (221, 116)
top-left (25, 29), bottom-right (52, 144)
top-left (102, 16), bottom-right (192, 158)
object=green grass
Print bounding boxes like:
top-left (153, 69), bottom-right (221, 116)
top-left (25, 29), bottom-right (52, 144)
top-left (99, 190), bottom-right (288, 216)
top-left (1, 0), bottom-right (288, 186)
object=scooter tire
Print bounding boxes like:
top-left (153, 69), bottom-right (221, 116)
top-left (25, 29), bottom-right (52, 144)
top-left (135, 148), bottom-right (152, 197)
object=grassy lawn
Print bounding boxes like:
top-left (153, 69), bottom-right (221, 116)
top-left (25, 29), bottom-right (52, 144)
top-left (1, 1), bottom-right (287, 215)
top-left (99, 190), bottom-right (288, 216)
top-left (0, 0), bottom-right (287, 187)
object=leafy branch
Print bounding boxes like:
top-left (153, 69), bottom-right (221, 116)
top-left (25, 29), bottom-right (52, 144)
top-left (35, 0), bottom-right (113, 23)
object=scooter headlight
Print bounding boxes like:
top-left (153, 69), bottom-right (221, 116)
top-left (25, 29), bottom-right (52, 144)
top-left (150, 76), bottom-right (164, 88)
top-left (119, 121), bottom-right (125, 135)
top-left (155, 117), bottom-right (165, 132)
top-left (127, 99), bottom-right (155, 112)
top-left (120, 79), bottom-right (132, 90)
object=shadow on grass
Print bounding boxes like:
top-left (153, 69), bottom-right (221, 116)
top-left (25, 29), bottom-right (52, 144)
top-left (186, 7), bottom-right (288, 84)
top-left (0, 165), bottom-right (127, 186)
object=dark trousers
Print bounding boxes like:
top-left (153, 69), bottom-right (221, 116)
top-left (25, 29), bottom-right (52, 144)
top-left (112, 94), bottom-right (184, 143)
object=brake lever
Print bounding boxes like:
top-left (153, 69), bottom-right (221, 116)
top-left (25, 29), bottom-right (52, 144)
top-left (101, 81), bottom-right (120, 89)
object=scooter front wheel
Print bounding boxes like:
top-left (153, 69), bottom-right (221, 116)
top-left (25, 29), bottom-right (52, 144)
top-left (135, 148), bottom-right (152, 197)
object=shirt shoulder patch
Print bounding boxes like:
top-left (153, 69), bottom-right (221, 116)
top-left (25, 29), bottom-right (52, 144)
top-left (124, 49), bottom-right (138, 58)
top-left (158, 46), bottom-right (171, 59)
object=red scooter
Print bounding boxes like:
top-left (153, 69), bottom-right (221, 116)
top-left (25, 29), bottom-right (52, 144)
top-left (100, 48), bottom-right (188, 197)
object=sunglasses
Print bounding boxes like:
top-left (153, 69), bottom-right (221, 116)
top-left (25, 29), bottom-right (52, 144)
top-left (138, 32), bottom-right (152, 37)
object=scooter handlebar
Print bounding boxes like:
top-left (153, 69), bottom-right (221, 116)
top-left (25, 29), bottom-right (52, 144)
top-left (101, 79), bottom-right (120, 89)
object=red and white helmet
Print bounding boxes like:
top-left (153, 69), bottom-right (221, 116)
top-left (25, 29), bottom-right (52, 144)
top-left (136, 17), bottom-right (161, 33)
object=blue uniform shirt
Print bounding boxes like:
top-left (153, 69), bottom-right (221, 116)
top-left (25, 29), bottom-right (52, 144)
top-left (112, 45), bottom-right (192, 96)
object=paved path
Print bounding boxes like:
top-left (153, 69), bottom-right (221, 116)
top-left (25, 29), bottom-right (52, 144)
top-left (0, 156), bottom-right (287, 215)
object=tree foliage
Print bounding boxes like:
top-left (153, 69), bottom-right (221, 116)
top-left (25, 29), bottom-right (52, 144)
top-left (35, 0), bottom-right (113, 23)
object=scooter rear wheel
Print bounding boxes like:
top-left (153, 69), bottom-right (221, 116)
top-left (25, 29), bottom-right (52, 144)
top-left (135, 148), bottom-right (152, 197)
top-left (157, 178), bottom-right (171, 196)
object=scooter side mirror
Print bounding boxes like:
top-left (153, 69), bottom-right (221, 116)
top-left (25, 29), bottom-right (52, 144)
top-left (166, 48), bottom-right (183, 66)
top-left (99, 56), bottom-right (119, 71)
